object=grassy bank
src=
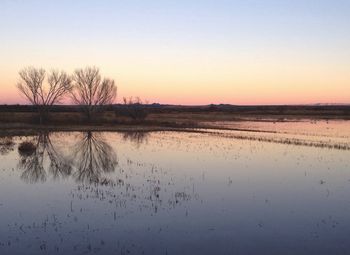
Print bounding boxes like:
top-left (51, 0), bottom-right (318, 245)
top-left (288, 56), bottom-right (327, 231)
top-left (1, 105), bottom-right (349, 133)
top-left (1, 104), bottom-right (350, 120)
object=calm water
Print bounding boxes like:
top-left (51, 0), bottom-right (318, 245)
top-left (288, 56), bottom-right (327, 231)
top-left (1, 121), bottom-right (350, 254)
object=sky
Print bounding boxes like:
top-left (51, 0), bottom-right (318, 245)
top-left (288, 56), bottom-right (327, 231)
top-left (0, 0), bottom-right (349, 105)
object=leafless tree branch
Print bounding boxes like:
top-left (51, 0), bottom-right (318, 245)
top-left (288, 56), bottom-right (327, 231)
top-left (70, 67), bottom-right (117, 121)
top-left (16, 67), bottom-right (73, 123)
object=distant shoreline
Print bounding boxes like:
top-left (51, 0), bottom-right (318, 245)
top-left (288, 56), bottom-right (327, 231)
top-left (1, 118), bottom-right (349, 138)
top-left (1, 105), bottom-right (350, 128)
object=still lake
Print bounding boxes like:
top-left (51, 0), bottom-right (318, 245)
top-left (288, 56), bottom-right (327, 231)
top-left (1, 121), bottom-right (350, 254)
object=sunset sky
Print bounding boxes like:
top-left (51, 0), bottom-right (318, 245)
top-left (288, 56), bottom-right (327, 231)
top-left (0, 0), bottom-right (349, 105)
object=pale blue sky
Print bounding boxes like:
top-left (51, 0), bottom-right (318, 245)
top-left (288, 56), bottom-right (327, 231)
top-left (1, 0), bottom-right (349, 104)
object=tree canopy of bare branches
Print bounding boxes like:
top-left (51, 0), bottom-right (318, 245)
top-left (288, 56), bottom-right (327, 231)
top-left (71, 67), bottom-right (117, 121)
top-left (17, 67), bottom-right (73, 123)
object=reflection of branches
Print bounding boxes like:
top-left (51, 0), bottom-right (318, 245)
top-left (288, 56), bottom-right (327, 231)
top-left (122, 131), bottom-right (149, 147)
top-left (19, 149), bottom-right (46, 183)
top-left (72, 132), bottom-right (117, 183)
top-left (17, 131), bottom-right (117, 184)
top-left (45, 135), bottom-right (72, 180)
top-left (0, 136), bottom-right (15, 155)
top-left (18, 132), bottom-right (72, 183)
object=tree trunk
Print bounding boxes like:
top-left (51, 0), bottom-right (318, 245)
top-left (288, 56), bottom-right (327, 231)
top-left (37, 105), bottom-right (43, 125)
top-left (87, 109), bottom-right (91, 123)
top-left (38, 106), bottom-right (49, 125)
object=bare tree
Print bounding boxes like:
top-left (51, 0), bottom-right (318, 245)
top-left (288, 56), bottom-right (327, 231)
top-left (70, 67), bottom-right (117, 122)
top-left (17, 67), bottom-right (45, 106)
top-left (17, 67), bottom-right (73, 124)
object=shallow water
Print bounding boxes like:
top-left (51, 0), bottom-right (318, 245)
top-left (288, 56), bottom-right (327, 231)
top-left (1, 121), bottom-right (350, 254)
top-left (203, 119), bottom-right (350, 137)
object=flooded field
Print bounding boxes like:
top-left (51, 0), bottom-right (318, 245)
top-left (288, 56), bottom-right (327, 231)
top-left (1, 120), bottom-right (350, 254)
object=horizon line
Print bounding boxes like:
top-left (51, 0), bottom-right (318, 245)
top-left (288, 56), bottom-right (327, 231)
top-left (1, 103), bottom-right (349, 107)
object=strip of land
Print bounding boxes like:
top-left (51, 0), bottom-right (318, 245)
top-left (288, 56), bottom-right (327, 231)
top-left (1, 105), bottom-right (349, 134)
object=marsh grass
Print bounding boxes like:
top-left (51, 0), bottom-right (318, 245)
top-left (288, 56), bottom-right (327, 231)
top-left (210, 131), bottom-right (350, 150)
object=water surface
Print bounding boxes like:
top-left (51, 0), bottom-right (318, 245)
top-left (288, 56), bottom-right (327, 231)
top-left (1, 121), bottom-right (350, 254)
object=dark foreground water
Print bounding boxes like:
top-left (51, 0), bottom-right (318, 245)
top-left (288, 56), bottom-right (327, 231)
top-left (1, 121), bottom-right (350, 254)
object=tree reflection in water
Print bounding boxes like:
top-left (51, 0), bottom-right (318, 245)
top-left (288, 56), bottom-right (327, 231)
top-left (17, 131), bottom-right (118, 184)
top-left (122, 131), bottom-right (149, 148)
top-left (72, 131), bottom-right (117, 183)
top-left (18, 132), bottom-right (72, 183)
top-left (13, 130), bottom-right (197, 236)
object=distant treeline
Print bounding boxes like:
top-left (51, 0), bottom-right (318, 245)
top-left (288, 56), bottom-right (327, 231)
top-left (1, 104), bottom-right (350, 116)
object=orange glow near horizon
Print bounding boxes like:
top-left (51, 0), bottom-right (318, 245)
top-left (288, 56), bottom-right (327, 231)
top-left (1, 56), bottom-right (349, 105)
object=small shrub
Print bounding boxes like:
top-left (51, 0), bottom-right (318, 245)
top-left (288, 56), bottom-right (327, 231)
top-left (116, 97), bottom-right (148, 121)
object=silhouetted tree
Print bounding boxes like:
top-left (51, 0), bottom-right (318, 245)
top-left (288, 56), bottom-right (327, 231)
top-left (70, 67), bottom-right (117, 122)
top-left (17, 67), bottom-right (73, 124)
